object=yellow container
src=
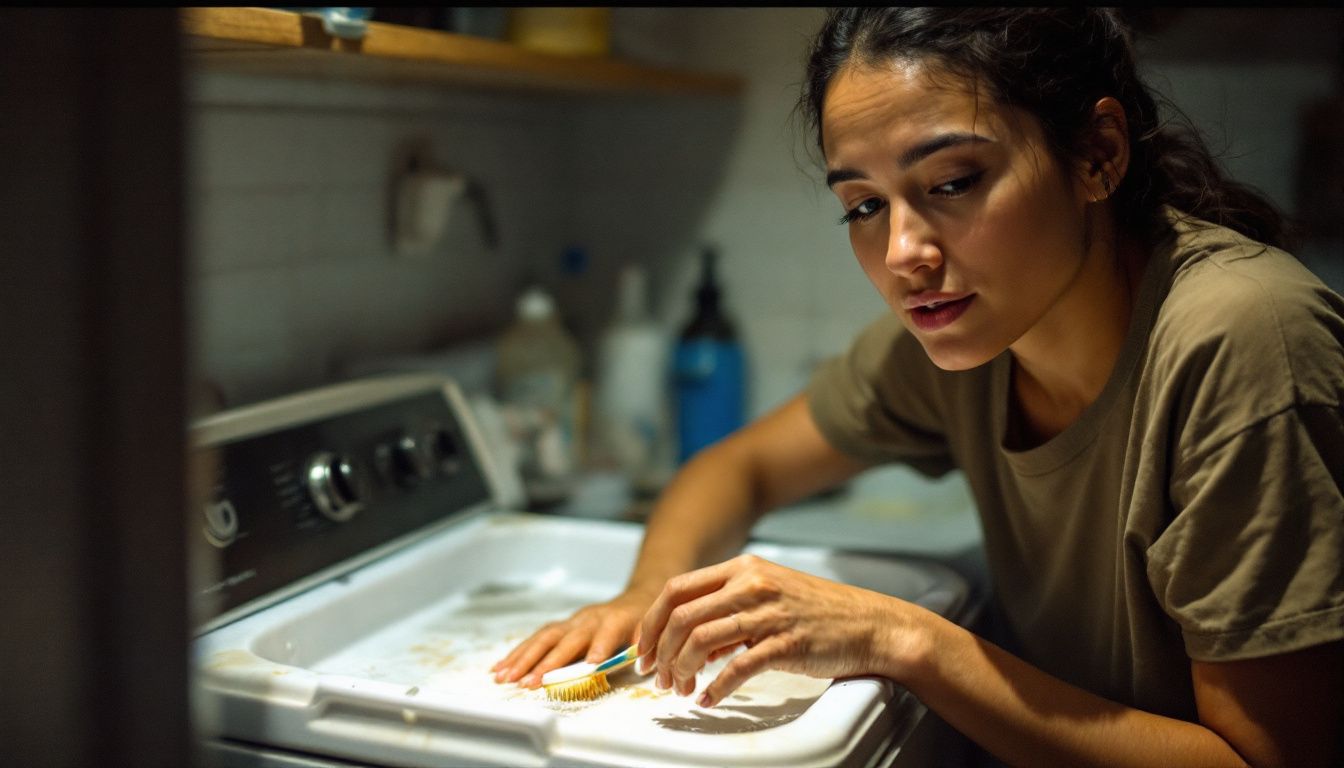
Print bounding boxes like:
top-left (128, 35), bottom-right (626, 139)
top-left (506, 8), bottom-right (611, 57)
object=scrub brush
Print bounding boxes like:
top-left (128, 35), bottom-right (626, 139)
top-left (540, 644), bottom-right (643, 702)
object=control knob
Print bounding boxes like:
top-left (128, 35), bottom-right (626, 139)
top-left (391, 434), bottom-right (433, 486)
top-left (203, 499), bottom-right (239, 547)
top-left (429, 428), bottom-right (461, 475)
top-left (305, 451), bottom-right (364, 522)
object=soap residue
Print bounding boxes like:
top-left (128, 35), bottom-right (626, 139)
top-left (305, 583), bottom-right (830, 734)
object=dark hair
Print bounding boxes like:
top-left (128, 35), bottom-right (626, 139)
top-left (799, 8), bottom-right (1289, 251)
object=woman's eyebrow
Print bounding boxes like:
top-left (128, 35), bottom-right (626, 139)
top-left (826, 132), bottom-right (992, 188)
top-left (898, 132), bottom-right (991, 168)
top-left (825, 168), bottom-right (867, 187)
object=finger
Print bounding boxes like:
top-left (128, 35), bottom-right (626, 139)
top-left (587, 617), bottom-right (633, 664)
top-left (497, 624), bottom-right (575, 685)
top-left (654, 596), bottom-right (736, 692)
top-left (494, 625), bottom-right (565, 682)
top-left (706, 643), bottom-right (743, 663)
top-left (637, 564), bottom-right (733, 662)
top-left (494, 633), bottom-right (539, 673)
top-left (631, 624), bottom-right (659, 674)
top-left (520, 632), bottom-right (591, 689)
top-left (696, 636), bottom-right (785, 708)
top-left (495, 622), bottom-right (561, 670)
top-left (494, 634), bottom-right (529, 672)
top-left (672, 614), bottom-right (749, 696)
top-left (642, 565), bottom-right (744, 688)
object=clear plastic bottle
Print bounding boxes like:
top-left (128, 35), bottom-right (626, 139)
top-left (594, 265), bottom-right (673, 495)
top-left (495, 286), bottom-right (582, 507)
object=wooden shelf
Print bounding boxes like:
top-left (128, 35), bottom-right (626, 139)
top-left (181, 7), bottom-right (743, 97)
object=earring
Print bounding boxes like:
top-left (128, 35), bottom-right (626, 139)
top-left (1102, 174), bottom-right (1113, 196)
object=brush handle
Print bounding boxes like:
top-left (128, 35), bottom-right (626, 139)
top-left (541, 644), bottom-right (641, 686)
top-left (593, 644), bottom-right (639, 674)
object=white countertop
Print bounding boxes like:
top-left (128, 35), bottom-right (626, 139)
top-left (555, 465), bottom-right (984, 561)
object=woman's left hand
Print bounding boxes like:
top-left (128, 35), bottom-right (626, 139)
top-left (636, 553), bottom-right (931, 707)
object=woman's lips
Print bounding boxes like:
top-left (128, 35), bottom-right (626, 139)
top-left (908, 294), bottom-right (975, 332)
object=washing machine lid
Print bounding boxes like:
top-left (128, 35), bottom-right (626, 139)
top-left (194, 512), bottom-right (968, 768)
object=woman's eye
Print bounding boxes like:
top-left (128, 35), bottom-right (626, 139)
top-left (930, 171), bottom-right (985, 198)
top-left (838, 197), bottom-right (884, 225)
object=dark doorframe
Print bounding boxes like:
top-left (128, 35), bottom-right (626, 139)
top-left (0, 9), bottom-right (190, 766)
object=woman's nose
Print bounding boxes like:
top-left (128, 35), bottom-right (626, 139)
top-left (885, 205), bottom-right (940, 277)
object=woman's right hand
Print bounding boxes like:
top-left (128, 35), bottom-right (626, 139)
top-left (492, 585), bottom-right (659, 689)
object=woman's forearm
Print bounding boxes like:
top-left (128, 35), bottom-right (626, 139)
top-left (624, 395), bottom-right (867, 599)
top-left (896, 610), bottom-right (1249, 768)
top-left (624, 442), bottom-right (762, 596)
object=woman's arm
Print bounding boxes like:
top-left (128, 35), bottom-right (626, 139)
top-left (626, 392), bottom-right (871, 603)
top-left (493, 393), bottom-right (871, 687)
top-left (647, 558), bottom-right (1341, 768)
top-left (1191, 644), bottom-right (1343, 767)
top-left (906, 615), bottom-right (1342, 767)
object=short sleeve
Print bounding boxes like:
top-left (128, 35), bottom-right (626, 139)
top-left (806, 312), bottom-right (957, 477)
top-left (1147, 403), bottom-right (1344, 661)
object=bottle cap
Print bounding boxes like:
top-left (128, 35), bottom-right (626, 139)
top-left (695, 247), bottom-right (721, 309)
top-left (518, 287), bottom-right (555, 320)
top-left (616, 265), bottom-right (649, 322)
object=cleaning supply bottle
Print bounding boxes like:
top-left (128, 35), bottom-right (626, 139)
top-left (495, 286), bottom-right (582, 507)
top-left (594, 264), bottom-right (673, 494)
top-left (673, 246), bottom-right (745, 463)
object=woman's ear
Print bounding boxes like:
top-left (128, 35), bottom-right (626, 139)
top-left (1077, 96), bottom-right (1130, 203)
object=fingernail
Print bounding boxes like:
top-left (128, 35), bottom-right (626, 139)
top-left (656, 673), bottom-right (669, 690)
top-left (636, 656), bottom-right (652, 675)
top-left (697, 692), bottom-right (712, 708)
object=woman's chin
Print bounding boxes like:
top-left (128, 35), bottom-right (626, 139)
top-left (918, 338), bottom-right (1000, 372)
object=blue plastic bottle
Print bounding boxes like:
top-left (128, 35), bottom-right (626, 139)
top-left (674, 247), bottom-right (745, 463)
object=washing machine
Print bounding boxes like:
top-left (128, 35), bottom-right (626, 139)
top-left (190, 373), bottom-right (971, 767)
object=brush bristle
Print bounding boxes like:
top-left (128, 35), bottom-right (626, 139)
top-left (543, 672), bottom-right (612, 702)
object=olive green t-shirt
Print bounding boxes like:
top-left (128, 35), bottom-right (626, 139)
top-left (807, 209), bottom-right (1344, 720)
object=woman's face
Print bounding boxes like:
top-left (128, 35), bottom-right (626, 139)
top-left (822, 61), bottom-right (1093, 371)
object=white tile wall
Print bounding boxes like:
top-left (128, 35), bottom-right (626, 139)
top-left (1139, 60), bottom-right (1342, 293)
top-left (187, 72), bottom-right (571, 407)
top-left (1139, 62), bottom-right (1337, 215)
top-left (195, 188), bottom-right (316, 271)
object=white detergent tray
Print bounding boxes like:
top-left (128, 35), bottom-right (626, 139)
top-left (194, 513), bottom-right (968, 768)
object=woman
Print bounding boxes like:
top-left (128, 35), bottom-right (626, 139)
top-left (495, 9), bottom-right (1343, 765)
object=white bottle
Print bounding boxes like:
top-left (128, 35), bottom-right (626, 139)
top-left (495, 286), bottom-right (582, 506)
top-left (594, 265), bottom-right (673, 494)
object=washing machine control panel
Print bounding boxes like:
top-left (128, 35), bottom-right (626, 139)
top-left (191, 377), bottom-right (494, 628)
